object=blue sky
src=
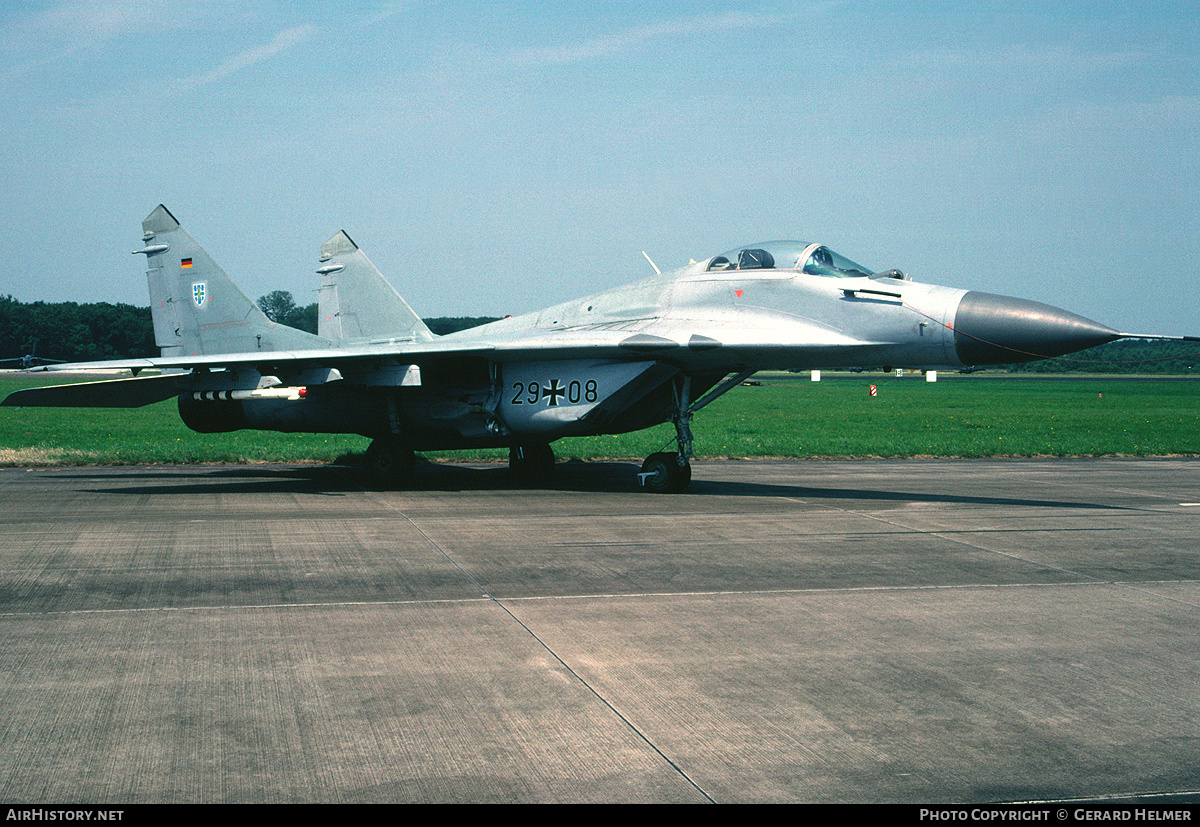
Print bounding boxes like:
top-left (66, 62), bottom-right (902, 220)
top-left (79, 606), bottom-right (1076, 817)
top-left (1, 1), bottom-right (1197, 336)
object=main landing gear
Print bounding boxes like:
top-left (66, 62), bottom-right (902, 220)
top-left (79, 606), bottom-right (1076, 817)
top-left (509, 443), bottom-right (555, 483)
top-left (362, 439), bottom-right (558, 489)
top-left (363, 437), bottom-right (416, 489)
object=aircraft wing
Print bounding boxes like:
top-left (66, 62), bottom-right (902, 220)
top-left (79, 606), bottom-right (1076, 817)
top-left (2, 374), bottom-right (185, 407)
top-left (476, 319), bottom-right (889, 363)
top-left (25, 313), bottom-right (883, 373)
top-left (5, 319), bottom-right (889, 410)
top-left (23, 339), bottom-right (496, 374)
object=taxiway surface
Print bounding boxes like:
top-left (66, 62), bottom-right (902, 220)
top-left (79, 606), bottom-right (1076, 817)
top-left (0, 458), bottom-right (1197, 803)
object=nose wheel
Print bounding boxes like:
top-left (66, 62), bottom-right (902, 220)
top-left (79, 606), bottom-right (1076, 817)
top-left (637, 369), bottom-right (757, 493)
top-left (638, 452), bottom-right (692, 493)
top-left (639, 376), bottom-right (695, 493)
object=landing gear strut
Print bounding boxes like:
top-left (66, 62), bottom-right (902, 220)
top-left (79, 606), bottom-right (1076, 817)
top-left (363, 437), bottom-right (416, 489)
top-left (638, 370), bottom-right (757, 494)
top-left (640, 375), bottom-right (696, 494)
top-left (509, 443), bottom-right (555, 484)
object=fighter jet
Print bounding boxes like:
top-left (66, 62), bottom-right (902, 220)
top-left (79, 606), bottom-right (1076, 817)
top-left (0, 339), bottom-right (67, 371)
top-left (3, 205), bottom-right (1190, 492)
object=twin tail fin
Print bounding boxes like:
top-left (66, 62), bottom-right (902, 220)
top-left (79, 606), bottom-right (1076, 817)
top-left (316, 230), bottom-right (435, 344)
top-left (136, 205), bottom-right (331, 356)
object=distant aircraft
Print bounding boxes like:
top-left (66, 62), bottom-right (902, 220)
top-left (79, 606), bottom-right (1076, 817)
top-left (0, 339), bottom-right (67, 371)
top-left (4, 205), bottom-right (1193, 491)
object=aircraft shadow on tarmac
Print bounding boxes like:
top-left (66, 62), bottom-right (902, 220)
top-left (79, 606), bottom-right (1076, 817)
top-left (70, 460), bottom-right (1131, 511)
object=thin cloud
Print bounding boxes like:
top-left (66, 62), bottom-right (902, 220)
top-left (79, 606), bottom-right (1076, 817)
top-left (24, 0), bottom-right (212, 41)
top-left (173, 24), bottom-right (318, 91)
top-left (509, 12), bottom-right (782, 68)
top-left (891, 43), bottom-right (1145, 78)
top-left (1, 0), bottom-right (231, 84)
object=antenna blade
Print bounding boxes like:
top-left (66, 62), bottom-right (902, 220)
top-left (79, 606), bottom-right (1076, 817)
top-left (641, 251), bottom-right (661, 275)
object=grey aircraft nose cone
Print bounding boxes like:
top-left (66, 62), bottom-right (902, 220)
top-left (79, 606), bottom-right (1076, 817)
top-left (953, 291), bottom-right (1121, 366)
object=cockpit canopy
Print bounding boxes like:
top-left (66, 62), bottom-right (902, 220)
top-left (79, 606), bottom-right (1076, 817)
top-left (705, 241), bottom-right (875, 279)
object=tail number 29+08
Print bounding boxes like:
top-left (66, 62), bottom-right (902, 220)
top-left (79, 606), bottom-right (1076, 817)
top-left (510, 379), bottom-right (598, 407)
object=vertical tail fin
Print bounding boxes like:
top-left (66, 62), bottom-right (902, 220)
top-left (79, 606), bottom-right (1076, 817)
top-left (317, 231), bottom-right (435, 344)
top-left (135, 205), bottom-right (330, 356)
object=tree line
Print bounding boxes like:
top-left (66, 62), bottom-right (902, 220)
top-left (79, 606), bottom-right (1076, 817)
top-left (2, 293), bottom-right (1195, 373)
top-left (253, 291), bottom-right (499, 336)
top-left (0, 293), bottom-right (500, 363)
top-left (1002, 339), bottom-right (1198, 374)
top-left (1, 295), bottom-right (156, 363)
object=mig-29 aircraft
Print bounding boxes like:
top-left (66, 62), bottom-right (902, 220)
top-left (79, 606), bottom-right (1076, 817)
top-left (0, 339), bottom-right (68, 371)
top-left (4, 205), bottom-right (1188, 492)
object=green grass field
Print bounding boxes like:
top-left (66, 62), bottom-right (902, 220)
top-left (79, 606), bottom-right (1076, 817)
top-left (1, 373), bottom-right (1198, 466)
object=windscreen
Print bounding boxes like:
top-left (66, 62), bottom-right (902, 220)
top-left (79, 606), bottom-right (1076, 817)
top-left (706, 241), bottom-right (875, 278)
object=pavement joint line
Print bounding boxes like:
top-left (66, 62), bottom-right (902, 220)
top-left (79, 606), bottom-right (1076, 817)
top-left (1007, 788), bottom-right (1200, 805)
top-left (497, 578), bottom-right (1200, 601)
top-left (6, 578), bottom-right (1196, 619)
top-left (1010, 471), bottom-right (1200, 508)
top-left (805, 498), bottom-right (1200, 610)
top-left (0, 596), bottom-right (491, 618)
top-left (1115, 584), bottom-right (1200, 611)
top-left (793, 496), bottom-right (1116, 581)
top-left (342, 468), bottom-right (718, 804)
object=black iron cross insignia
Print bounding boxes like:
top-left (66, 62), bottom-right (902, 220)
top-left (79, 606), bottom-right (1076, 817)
top-left (542, 379), bottom-right (566, 406)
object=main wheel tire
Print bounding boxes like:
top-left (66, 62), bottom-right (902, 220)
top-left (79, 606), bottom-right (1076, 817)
top-left (364, 438), bottom-right (417, 489)
top-left (640, 452), bottom-right (691, 493)
top-left (509, 444), bottom-right (555, 484)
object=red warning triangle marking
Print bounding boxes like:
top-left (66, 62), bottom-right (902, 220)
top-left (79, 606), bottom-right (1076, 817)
top-left (734, 289), bottom-right (744, 298)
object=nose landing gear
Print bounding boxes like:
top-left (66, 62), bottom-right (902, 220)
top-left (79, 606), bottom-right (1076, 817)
top-left (639, 451), bottom-right (692, 493)
top-left (638, 369), bottom-right (757, 494)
